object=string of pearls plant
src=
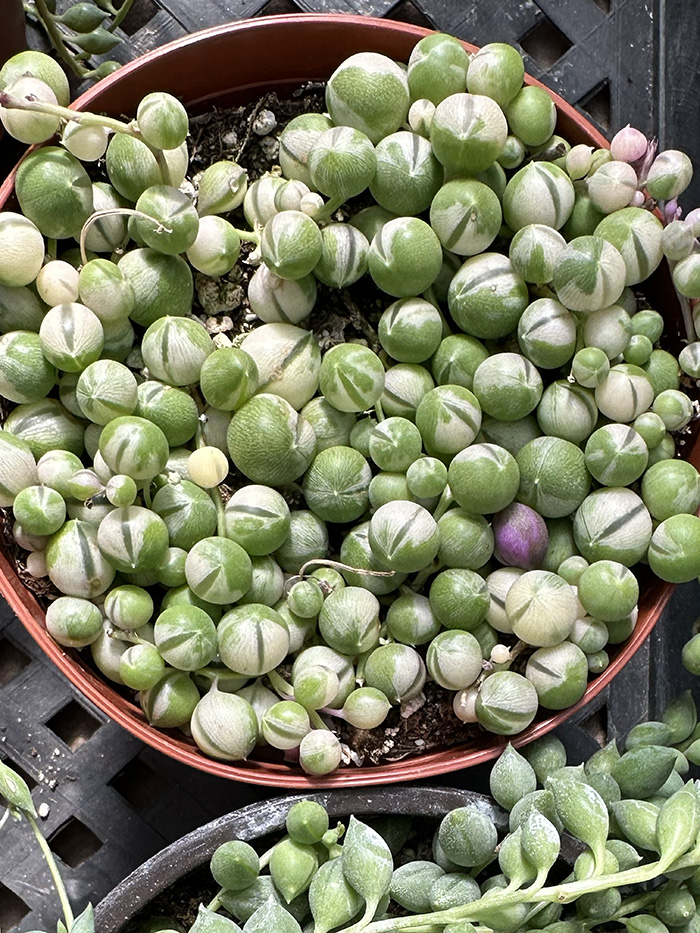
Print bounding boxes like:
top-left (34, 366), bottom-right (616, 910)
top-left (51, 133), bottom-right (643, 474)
top-left (0, 33), bottom-right (699, 776)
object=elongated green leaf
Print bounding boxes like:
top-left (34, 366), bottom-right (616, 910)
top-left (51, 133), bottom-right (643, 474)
top-left (656, 782), bottom-right (700, 867)
top-left (611, 799), bottom-right (659, 852)
top-left (520, 810), bottom-right (561, 874)
top-left (611, 746), bottom-right (677, 799)
top-left (189, 905), bottom-right (242, 933)
top-left (309, 857), bottom-right (363, 933)
top-left (624, 915), bottom-right (670, 933)
top-left (341, 816), bottom-right (393, 913)
top-left (624, 721), bottom-right (673, 750)
top-left (498, 827), bottom-right (536, 888)
top-left (490, 743), bottom-right (537, 811)
top-left (69, 905), bottom-right (94, 933)
top-left (583, 740), bottom-right (620, 777)
top-left (546, 773), bottom-right (608, 872)
top-left (0, 759), bottom-right (37, 818)
top-left (662, 691), bottom-right (697, 744)
top-left (270, 838), bottom-right (318, 904)
top-left (242, 897), bottom-right (301, 933)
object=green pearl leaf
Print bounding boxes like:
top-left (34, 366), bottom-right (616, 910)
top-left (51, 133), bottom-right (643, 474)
top-left (498, 826), bottom-right (536, 888)
top-left (341, 816), bottom-right (393, 927)
top-left (490, 743), bottom-right (537, 811)
top-left (611, 799), bottom-right (660, 852)
top-left (189, 905), bottom-right (243, 933)
top-left (546, 773), bottom-right (609, 872)
top-left (606, 838), bottom-right (642, 871)
top-left (541, 923), bottom-right (587, 933)
top-left (656, 782), bottom-right (700, 868)
top-left (624, 721), bottom-right (673, 750)
top-left (624, 916), bottom-right (670, 933)
top-left (662, 690), bottom-right (697, 744)
top-left (242, 897), bottom-right (301, 933)
top-left (520, 810), bottom-right (561, 875)
top-left (611, 746), bottom-right (678, 799)
top-left (0, 759), bottom-right (37, 818)
top-left (521, 734), bottom-right (568, 785)
top-left (583, 739), bottom-right (620, 777)
top-left (270, 838), bottom-right (318, 904)
top-left (308, 856), bottom-right (363, 933)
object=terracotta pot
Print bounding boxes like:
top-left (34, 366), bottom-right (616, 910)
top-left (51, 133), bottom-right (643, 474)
top-left (93, 785), bottom-right (580, 933)
top-left (0, 14), bottom-right (697, 789)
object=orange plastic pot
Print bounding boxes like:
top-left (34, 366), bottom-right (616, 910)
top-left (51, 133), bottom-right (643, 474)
top-left (1, 14), bottom-right (697, 788)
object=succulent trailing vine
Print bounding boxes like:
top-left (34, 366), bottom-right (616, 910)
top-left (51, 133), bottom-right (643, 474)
top-left (23, 0), bottom-right (135, 81)
top-left (3, 689), bottom-right (700, 933)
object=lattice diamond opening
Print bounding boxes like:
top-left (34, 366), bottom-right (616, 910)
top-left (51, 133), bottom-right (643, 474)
top-left (520, 14), bottom-right (574, 69)
top-left (49, 817), bottom-right (103, 868)
top-left (45, 700), bottom-right (102, 751)
top-left (109, 755), bottom-right (170, 812)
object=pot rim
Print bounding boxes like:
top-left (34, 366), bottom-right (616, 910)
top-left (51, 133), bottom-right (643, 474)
top-left (0, 13), bottom-right (687, 788)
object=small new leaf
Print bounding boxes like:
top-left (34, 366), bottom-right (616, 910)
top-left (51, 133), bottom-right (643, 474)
top-left (242, 897), bottom-right (301, 933)
top-left (189, 905), bottom-right (242, 933)
top-left (69, 904), bottom-right (94, 933)
top-left (521, 809), bottom-right (561, 874)
top-left (0, 759), bottom-right (37, 819)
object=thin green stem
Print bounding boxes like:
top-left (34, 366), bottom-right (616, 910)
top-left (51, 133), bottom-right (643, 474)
top-left (608, 891), bottom-right (659, 922)
top-left (206, 891), bottom-right (222, 912)
top-left (107, 0), bottom-right (136, 31)
top-left (141, 481), bottom-right (152, 510)
top-left (308, 709), bottom-right (329, 730)
top-left (208, 484), bottom-right (226, 537)
top-left (267, 669), bottom-right (293, 700)
top-left (361, 858), bottom-right (672, 933)
top-left (108, 628), bottom-right (144, 645)
top-left (231, 227), bottom-right (261, 245)
top-left (314, 194), bottom-right (345, 223)
top-left (80, 208), bottom-right (172, 266)
top-left (0, 91), bottom-right (138, 137)
top-left (374, 398), bottom-right (385, 422)
top-left (258, 840), bottom-right (279, 870)
top-left (0, 809), bottom-right (11, 833)
top-left (151, 145), bottom-right (173, 187)
top-left (33, 0), bottom-right (89, 77)
top-left (410, 558), bottom-right (444, 592)
top-left (27, 815), bottom-right (75, 928)
top-left (431, 485), bottom-right (454, 522)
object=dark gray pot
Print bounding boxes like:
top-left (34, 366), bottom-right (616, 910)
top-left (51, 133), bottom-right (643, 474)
top-left (95, 787), bottom-right (506, 933)
top-left (95, 786), bottom-right (582, 933)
